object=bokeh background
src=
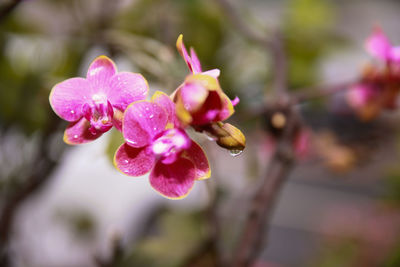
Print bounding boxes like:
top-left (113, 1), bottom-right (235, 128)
top-left (1, 0), bottom-right (400, 266)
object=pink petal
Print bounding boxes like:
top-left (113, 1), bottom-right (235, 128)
top-left (184, 141), bottom-right (210, 180)
top-left (180, 82), bottom-right (209, 112)
top-left (151, 91), bottom-right (181, 128)
top-left (86, 56), bottom-right (117, 91)
top-left (114, 143), bottom-right (155, 176)
top-left (390, 46), bottom-right (400, 63)
top-left (202, 69), bottom-right (220, 79)
top-left (176, 34), bottom-right (196, 73)
top-left (189, 47), bottom-right (202, 73)
top-left (63, 117), bottom-right (103, 145)
top-left (217, 92), bottom-right (235, 121)
top-left (150, 157), bottom-right (196, 199)
top-left (123, 101), bottom-right (168, 147)
top-left (231, 96), bottom-right (240, 106)
top-left (107, 72), bottom-right (149, 111)
top-left (49, 78), bottom-right (91, 121)
top-left (366, 28), bottom-right (392, 61)
top-left (191, 90), bottom-right (223, 125)
top-left (112, 109), bottom-right (124, 131)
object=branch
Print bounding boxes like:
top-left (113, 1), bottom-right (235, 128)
top-left (232, 110), bottom-right (298, 267)
top-left (292, 81), bottom-right (356, 104)
top-left (0, 0), bottom-right (23, 23)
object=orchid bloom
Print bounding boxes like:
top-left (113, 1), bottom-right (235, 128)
top-left (114, 91), bottom-right (210, 199)
top-left (174, 35), bottom-right (244, 151)
top-left (173, 74), bottom-right (237, 126)
top-left (366, 27), bottom-right (400, 64)
top-left (49, 56), bottom-right (148, 144)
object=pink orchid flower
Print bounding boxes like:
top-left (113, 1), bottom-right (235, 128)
top-left (174, 35), bottom-right (239, 126)
top-left (49, 56), bottom-right (148, 144)
top-left (114, 91), bottom-right (210, 199)
top-left (173, 74), bottom-right (237, 126)
top-left (366, 27), bottom-right (400, 64)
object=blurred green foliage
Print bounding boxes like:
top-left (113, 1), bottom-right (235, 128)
top-left (284, 0), bottom-right (343, 88)
top-left (117, 209), bottom-right (207, 267)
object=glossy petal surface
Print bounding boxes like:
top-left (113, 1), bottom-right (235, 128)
top-left (184, 141), bottom-right (210, 180)
top-left (114, 143), bottom-right (155, 176)
top-left (180, 82), bottom-right (208, 112)
top-left (150, 157), bottom-right (196, 199)
top-left (151, 91), bottom-right (181, 128)
top-left (63, 117), bottom-right (103, 145)
top-left (366, 28), bottom-right (391, 61)
top-left (49, 78), bottom-right (91, 121)
top-left (123, 101), bottom-right (167, 147)
top-left (108, 72), bottom-right (148, 111)
top-left (86, 56), bottom-right (117, 91)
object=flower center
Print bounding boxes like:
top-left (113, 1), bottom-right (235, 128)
top-left (151, 128), bottom-right (191, 164)
top-left (83, 94), bottom-right (114, 135)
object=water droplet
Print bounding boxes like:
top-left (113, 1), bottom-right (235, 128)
top-left (149, 114), bottom-right (154, 119)
top-left (229, 149), bottom-right (243, 157)
top-left (70, 110), bottom-right (75, 114)
top-left (73, 135), bottom-right (78, 139)
top-left (145, 107), bottom-right (149, 111)
top-left (153, 127), bottom-right (157, 131)
top-left (124, 160), bottom-right (129, 163)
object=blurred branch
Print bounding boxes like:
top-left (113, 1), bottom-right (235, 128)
top-left (94, 234), bottom-right (124, 267)
top-left (0, 0), bottom-right (23, 23)
top-left (292, 80), bottom-right (356, 104)
top-left (0, 113), bottom-right (64, 266)
top-left (232, 109), bottom-right (298, 267)
top-left (216, 0), bottom-right (288, 97)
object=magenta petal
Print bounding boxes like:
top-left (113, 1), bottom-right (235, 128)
top-left (390, 46), bottom-right (400, 62)
top-left (366, 28), bottom-right (392, 61)
top-left (189, 48), bottom-right (202, 73)
top-left (151, 91), bottom-right (181, 128)
top-left (86, 56), bottom-right (117, 90)
top-left (150, 157), bottom-right (196, 199)
top-left (180, 83), bottom-right (208, 112)
top-left (202, 69), bottom-right (220, 78)
top-left (185, 141), bottom-right (210, 180)
top-left (49, 78), bottom-right (91, 121)
top-left (123, 101), bottom-right (168, 147)
top-left (63, 118), bottom-right (103, 145)
top-left (114, 143), bottom-right (155, 176)
top-left (108, 72), bottom-right (149, 111)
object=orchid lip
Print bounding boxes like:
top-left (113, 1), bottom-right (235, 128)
top-left (151, 128), bottom-right (191, 164)
top-left (83, 96), bottom-right (114, 135)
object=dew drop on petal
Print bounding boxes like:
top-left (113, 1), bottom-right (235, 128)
top-left (124, 160), bottom-right (129, 163)
top-left (73, 135), bottom-right (78, 139)
top-left (229, 149), bottom-right (243, 157)
top-left (70, 110), bottom-right (75, 114)
top-left (149, 114), bottom-right (154, 119)
top-left (153, 127), bottom-right (157, 131)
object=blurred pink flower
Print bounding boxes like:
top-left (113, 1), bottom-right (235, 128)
top-left (49, 55), bottom-right (148, 144)
top-left (114, 92), bottom-right (210, 199)
top-left (366, 27), bottom-right (400, 64)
